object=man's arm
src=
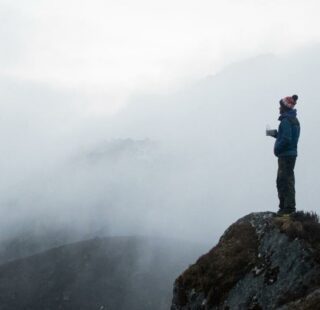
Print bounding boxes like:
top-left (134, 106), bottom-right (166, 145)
top-left (274, 119), bottom-right (292, 156)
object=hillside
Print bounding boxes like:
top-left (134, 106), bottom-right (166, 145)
top-left (0, 236), bottom-right (203, 310)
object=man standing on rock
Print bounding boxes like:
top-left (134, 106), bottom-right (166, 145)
top-left (271, 95), bottom-right (300, 215)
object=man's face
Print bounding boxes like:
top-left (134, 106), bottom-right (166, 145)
top-left (279, 106), bottom-right (286, 114)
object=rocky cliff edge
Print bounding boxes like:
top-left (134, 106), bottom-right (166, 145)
top-left (171, 211), bottom-right (320, 310)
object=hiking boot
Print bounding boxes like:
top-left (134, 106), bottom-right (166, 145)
top-left (276, 208), bottom-right (295, 216)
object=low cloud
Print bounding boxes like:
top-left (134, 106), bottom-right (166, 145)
top-left (0, 45), bottom-right (319, 246)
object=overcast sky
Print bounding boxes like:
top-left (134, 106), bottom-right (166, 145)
top-left (1, 0), bottom-right (320, 114)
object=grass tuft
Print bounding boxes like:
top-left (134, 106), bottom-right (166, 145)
top-left (275, 211), bottom-right (320, 263)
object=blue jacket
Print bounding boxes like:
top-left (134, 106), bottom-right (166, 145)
top-left (274, 109), bottom-right (300, 157)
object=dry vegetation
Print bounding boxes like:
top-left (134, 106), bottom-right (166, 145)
top-left (175, 222), bottom-right (259, 307)
top-left (275, 211), bottom-right (320, 263)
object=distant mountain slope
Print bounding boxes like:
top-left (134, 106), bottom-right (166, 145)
top-left (0, 228), bottom-right (82, 264)
top-left (0, 236), bottom-right (203, 310)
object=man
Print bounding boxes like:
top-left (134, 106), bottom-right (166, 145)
top-left (273, 95), bottom-right (300, 215)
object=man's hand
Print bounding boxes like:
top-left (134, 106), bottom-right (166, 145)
top-left (266, 129), bottom-right (278, 138)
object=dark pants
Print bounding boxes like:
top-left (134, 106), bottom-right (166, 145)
top-left (276, 156), bottom-right (297, 212)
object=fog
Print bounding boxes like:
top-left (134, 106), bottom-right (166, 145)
top-left (0, 45), bottom-right (319, 246)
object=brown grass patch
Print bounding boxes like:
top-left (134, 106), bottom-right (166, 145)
top-left (275, 211), bottom-right (320, 263)
top-left (175, 222), bottom-right (258, 307)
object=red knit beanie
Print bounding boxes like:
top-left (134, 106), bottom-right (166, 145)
top-left (280, 95), bottom-right (298, 109)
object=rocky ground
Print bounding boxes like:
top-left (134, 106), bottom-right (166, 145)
top-left (171, 211), bottom-right (320, 310)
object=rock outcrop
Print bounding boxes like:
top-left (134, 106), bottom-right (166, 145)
top-left (171, 212), bottom-right (320, 310)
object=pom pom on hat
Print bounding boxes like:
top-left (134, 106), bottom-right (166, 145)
top-left (280, 94), bottom-right (298, 109)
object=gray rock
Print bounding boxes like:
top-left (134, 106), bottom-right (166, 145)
top-left (171, 211), bottom-right (320, 310)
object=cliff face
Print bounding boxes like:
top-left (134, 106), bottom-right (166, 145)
top-left (171, 212), bottom-right (320, 310)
